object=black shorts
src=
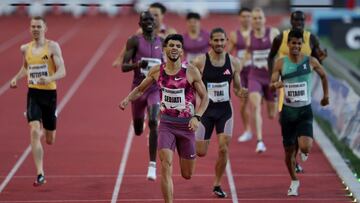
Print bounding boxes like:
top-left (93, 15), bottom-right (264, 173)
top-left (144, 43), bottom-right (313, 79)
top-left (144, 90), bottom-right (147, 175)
top-left (27, 88), bottom-right (57, 131)
top-left (197, 101), bottom-right (233, 140)
top-left (279, 104), bottom-right (313, 147)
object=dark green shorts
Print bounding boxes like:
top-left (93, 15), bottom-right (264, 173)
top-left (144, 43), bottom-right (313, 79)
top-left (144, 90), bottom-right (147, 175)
top-left (279, 104), bottom-right (313, 147)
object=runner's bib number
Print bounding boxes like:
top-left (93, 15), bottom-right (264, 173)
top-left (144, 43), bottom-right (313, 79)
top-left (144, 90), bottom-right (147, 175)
top-left (161, 87), bottom-right (186, 110)
top-left (252, 49), bottom-right (270, 68)
top-left (28, 64), bottom-right (49, 85)
top-left (207, 82), bottom-right (229, 103)
top-left (140, 57), bottom-right (161, 76)
top-left (284, 82), bottom-right (308, 103)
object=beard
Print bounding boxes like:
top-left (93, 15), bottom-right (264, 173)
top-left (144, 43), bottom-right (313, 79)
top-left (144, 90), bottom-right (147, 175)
top-left (212, 46), bottom-right (224, 54)
top-left (168, 56), bottom-right (179, 62)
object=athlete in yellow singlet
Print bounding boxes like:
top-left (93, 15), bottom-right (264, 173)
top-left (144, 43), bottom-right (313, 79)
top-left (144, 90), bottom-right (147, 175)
top-left (10, 16), bottom-right (66, 186)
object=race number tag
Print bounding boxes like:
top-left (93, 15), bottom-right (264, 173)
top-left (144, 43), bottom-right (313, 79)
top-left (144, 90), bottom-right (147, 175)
top-left (140, 57), bottom-right (161, 76)
top-left (252, 49), bottom-right (270, 68)
top-left (284, 82), bottom-right (308, 103)
top-left (28, 64), bottom-right (49, 85)
top-left (161, 87), bottom-right (186, 110)
top-left (207, 82), bottom-right (229, 103)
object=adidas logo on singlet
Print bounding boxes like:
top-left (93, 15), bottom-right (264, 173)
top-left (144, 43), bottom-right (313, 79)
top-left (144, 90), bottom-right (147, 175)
top-left (42, 55), bottom-right (48, 60)
top-left (223, 69), bottom-right (231, 75)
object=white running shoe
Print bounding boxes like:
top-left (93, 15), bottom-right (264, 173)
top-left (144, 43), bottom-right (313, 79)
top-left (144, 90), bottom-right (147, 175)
top-left (237, 131), bottom-right (252, 142)
top-left (255, 141), bottom-right (266, 153)
top-left (146, 162), bottom-right (156, 181)
top-left (300, 152), bottom-right (308, 162)
top-left (287, 180), bottom-right (300, 196)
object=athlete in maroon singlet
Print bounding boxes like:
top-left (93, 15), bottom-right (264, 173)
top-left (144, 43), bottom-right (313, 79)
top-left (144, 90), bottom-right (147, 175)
top-left (119, 34), bottom-right (208, 203)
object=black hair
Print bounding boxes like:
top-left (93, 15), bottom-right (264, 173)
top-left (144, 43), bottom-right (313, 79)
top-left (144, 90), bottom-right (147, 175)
top-left (238, 7), bottom-right (251, 15)
top-left (139, 11), bottom-right (152, 21)
top-left (149, 2), bottom-right (166, 14)
top-left (164, 34), bottom-right (184, 47)
top-left (291, 10), bottom-right (305, 20)
top-left (210, 27), bottom-right (226, 39)
top-left (186, 12), bottom-right (201, 20)
top-left (288, 28), bottom-right (303, 42)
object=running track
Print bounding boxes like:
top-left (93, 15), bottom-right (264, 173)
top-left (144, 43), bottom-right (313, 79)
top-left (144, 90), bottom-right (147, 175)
top-left (0, 14), bottom-right (351, 202)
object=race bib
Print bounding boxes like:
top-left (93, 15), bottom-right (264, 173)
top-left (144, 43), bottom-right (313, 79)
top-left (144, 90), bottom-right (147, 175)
top-left (207, 82), bottom-right (229, 103)
top-left (161, 87), bottom-right (185, 110)
top-left (252, 49), bottom-right (270, 68)
top-left (28, 64), bottom-right (49, 85)
top-left (140, 57), bottom-right (161, 76)
top-left (284, 82), bottom-right (308, 103)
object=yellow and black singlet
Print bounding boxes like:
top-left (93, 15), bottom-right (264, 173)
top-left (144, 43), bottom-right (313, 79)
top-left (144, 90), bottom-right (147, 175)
top-left (26, 40), bottom-right (56, 90)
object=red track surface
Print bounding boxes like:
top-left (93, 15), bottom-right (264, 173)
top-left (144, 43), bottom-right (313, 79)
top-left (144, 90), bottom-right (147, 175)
top-left (0, 14), bottom-right (351, 203)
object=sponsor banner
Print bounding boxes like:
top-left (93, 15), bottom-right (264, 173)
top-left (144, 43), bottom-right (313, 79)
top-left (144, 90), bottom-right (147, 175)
top-left (312, 74), bottom-right (360, 157)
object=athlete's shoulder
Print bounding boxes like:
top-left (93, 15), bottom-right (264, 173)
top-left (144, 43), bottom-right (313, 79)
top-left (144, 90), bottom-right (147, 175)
top-left (20, 42), bottom-right (30, 53)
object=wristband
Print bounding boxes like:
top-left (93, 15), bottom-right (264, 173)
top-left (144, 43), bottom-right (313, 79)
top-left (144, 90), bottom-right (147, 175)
top-left (192, 114), bottom-right (201, 121)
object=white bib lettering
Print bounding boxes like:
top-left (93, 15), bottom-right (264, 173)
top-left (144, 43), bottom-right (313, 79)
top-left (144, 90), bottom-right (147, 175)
top-left (284, 82), bottom-right (308, 103)
top-left (207, 82), bottom-right (229, 103)
top-left (28, 64), bottom-right (49, 85)
top-left (252, 49), bottom-right (270, 68)
top-left (140, 57), bottom-right (161, 76)
top-left (161, 87), bottom-right (186, 110)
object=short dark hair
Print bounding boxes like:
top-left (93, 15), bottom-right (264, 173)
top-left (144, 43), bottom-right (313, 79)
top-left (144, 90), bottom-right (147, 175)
top-left (238, 7), bottom-right (251, 15)
top-left (186, 12), bottom-right (201, 20)
top-left (31, 16), bottom-right (46, 24)
top-left (291, 10), bottom-right (305, 20)
top-left (288, 28), bottom-right (303, 42)
top-left (210, 27), bottom-right (226, 39)
top-left (164, 34), bottom-right (184, 47)
top-left (139, 11), bottom-right (152, 21)
top-left (149, 2), bottom-right (166, 14)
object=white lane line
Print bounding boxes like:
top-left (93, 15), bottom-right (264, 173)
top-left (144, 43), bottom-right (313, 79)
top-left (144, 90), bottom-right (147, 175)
top-left (0, 27), bottom-right (119, 193)
top-left (0, 26), bottom-right (80, 97)
top-left (0, 31), bottom-right (27, 54)
top-left (111, 123), bottom-right (135, 203)
top-left (226, 160), bottom-right (238, 203)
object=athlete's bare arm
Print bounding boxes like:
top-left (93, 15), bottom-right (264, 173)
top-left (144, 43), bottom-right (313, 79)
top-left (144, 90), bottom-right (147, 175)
top-left (267, 33), bottom-right (283, 76)
top-left (230, 55), bottom-right (248, 98)
top-left (227, 31), bottom-right (237, 54)
top-left (121, 35), bottom-right (146, 72)
top-left (10, 44), bottom-right (29, 88)
top-left (270, 57), bottom-right (284, 91)
top-left (112, 29), bottom-right (143, 68)
top-left (38, 41), bottom-right (66, 85)
top-left (119, 65), bottom-right (160, 110)
top-left (191, 54), bottom-right (206, 74)
top-left (310, 34), bottom-right (327, 63)
top-left (310, 56), bottom-right (329, 106)
top-left (186, 64), bottom-right (209, 131)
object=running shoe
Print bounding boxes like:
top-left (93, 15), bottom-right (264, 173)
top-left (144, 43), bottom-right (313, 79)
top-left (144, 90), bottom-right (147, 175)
top-left (300, 152), bottom-right (308, 162)
top-left (295, 163), bottom-right (304, 173)
top-left (33, 174), bottom-right (46, 187)
top-left (146, 162), bottom-right (156, 181)
top-left (237, 131), bottom-right (252, 142)
top-left (255, 141), bottom-right (266, 153)
top-left (213, 186), bottom-right (227, 198)
top-left (287, 180), bottom-right (300, 196)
